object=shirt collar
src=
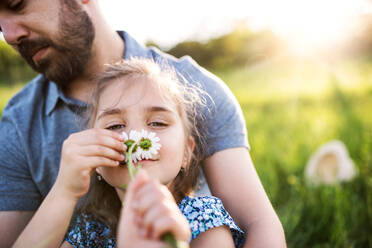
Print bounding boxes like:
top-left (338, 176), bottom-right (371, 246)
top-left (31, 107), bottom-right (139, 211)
top-left (120, 31), bottom-right (150, 60)
top-left (45, 81), bottom-right (87, 116)
top-left (45, 31), bottom-right (148, 116)
top-left (45, 78), bottom-right (60, 116)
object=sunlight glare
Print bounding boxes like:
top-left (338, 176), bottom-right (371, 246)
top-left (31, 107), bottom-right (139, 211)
top-left (246, 0), bottom-right (366, 56)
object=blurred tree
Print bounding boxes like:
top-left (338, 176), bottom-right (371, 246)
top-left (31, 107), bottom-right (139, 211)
top-left (344, 14), bottom-right (372, 58)
top-left (165, 26), bottom-right (281, 70)
top-left (145, 40), bottom-right (161, 50)
top-left (166, 40), bottom-right (211, 68)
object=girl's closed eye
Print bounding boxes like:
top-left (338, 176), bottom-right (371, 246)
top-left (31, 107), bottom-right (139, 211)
top-left (106, 124), bottom-right (126, 131)
top-left (148, 121), bottom-right (168, 128)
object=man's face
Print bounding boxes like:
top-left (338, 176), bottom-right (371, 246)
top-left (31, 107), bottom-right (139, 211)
top-left (0, 0), bottom-right (95, 87)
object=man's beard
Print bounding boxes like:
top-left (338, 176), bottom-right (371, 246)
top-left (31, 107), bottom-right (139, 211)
top-left (17, 0), bottom-right (95, 87)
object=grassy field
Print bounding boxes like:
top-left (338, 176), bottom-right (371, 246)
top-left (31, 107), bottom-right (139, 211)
top-left (214, 55), bottom-right (372, 247)
top-left (1, 55), bottom-right (372, 247)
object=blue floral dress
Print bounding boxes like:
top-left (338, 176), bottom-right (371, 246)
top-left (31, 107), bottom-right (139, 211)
top-left (65, 196), bottom-right (245, 248)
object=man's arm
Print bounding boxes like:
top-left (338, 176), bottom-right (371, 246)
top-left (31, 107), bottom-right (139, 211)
top-left (203, 147), bottom-right (286, 248)
top-left (0, 115), bottom-right (42, 247)
top-left (0, 211), bottom-right (34, 247)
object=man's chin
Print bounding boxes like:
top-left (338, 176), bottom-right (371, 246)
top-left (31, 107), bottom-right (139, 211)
top-left (42, 61), bottom-right (81, 88)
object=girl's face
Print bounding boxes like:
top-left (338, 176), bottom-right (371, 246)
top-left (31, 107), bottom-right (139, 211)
top-left (94, 76), bottom-right (193, 193)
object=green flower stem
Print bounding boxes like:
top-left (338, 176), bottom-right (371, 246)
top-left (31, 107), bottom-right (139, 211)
top-left (162, 233), bottom-right (189, 248)
top-left (126, 142), bottom-right (137, 180)
top-left (124, 142), bottom-right (182, 248)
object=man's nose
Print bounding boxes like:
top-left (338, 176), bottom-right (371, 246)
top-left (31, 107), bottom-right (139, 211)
top-left (0, 19), bottom-right (29, 46)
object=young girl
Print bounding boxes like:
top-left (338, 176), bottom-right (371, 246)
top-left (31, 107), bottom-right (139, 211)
top-left (13, 59), bottom-right (244, 248)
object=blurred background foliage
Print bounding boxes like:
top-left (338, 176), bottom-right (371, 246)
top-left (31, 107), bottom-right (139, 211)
top-left (0, 41), bottom-right (36, 85)
top-left (1, 13), bottom-right (372, 248)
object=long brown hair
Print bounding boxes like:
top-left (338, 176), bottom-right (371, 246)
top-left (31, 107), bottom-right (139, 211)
top-left (77, 58), bottom-right (207, 236)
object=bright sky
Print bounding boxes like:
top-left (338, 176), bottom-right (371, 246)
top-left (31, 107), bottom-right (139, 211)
top-left (100, 0), bottom-right (371, 52)
top-left (1, 0), bottom-right (370, 54)
top-left (99, 0), bottom-right (248, 48)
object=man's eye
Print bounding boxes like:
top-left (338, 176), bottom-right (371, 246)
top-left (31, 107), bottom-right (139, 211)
top-left (106, 124), bottom-right (125, 130)
top-left (8, 0), bottom-right (24, 11)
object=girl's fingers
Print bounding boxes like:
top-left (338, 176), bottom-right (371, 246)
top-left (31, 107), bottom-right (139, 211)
top-left (141, 204), bottom-right (170, 231)
top-left (132, 182), bottom-right (173, 215)
top-left (83, 156), bottom-right (120, 168)
top-left (81, 145), bottom-right (125, 162)
top-left (122, 170), bottom-right (150, 218)
top-left (68, 129), bottom-right (126, 152)
top-left (130, 170), bottom-right (151, 193)
top-left (140, 201), bottom-right (190, 242)
top-left (86, 128), bottom-right (125, 143)
top-left (126, 240), bottom-right (167, 248)
top-left (150, 216), bottom-right (178, 240)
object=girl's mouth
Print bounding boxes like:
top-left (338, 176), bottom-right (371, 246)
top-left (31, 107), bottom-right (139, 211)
top-left (119, 159), bottom-right (158, 167)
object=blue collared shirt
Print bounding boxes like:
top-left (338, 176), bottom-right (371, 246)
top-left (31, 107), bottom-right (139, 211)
top-left (0, 31), bottom-right (248, 211)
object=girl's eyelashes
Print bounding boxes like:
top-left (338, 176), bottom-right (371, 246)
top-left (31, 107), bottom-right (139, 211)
top-left (148, 121), bottom-right (168, 127)
top-left (105, 124), bottom-right (126, 131)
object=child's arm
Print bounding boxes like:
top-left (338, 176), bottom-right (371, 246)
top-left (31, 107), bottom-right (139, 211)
top-left (12, 187), bottom-right (77, 248)
top-left (203, 148), bottom-right (287, 248)
top-left (13, 129), bottom-right (125, 248)
top-left (190, 226), bottom-right (235, 248)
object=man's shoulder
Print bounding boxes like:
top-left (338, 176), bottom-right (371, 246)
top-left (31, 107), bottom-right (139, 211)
top-left (2, 75), bottom-right (48, 119)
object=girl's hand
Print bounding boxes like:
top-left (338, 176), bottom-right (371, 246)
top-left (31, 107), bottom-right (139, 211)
top-left (117, 170), bottom-right (191, 248)
top-left (117, 170), bottom-right (167, 248)
top-left (54, 128), bottom-right (125, 201)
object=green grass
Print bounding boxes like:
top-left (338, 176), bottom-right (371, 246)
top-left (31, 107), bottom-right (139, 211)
top-left (212, 55), bottom-right (372, 247)
top-left (1, 55), bottom-right (372, 247)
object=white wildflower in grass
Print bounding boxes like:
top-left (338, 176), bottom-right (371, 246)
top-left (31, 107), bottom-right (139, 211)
top-left (121, 130), bottom-right (161, 179)
top-left (305, 140), bottom-right (357, 185)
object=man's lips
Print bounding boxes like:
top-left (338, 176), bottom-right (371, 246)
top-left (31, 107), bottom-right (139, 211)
top-left (32, 46), bottom-right (49, 64)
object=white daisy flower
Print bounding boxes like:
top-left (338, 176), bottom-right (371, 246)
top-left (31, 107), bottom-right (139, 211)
top-left (121, 130), bottom-right (161, 163)
top-left (120, 131), bottom-right (128, 141)
top-left (137, 129), bottom-right (161, 160)
top-left (121, 130), bottom-right (142, 163)
top-left (305, 140), bottom-right (357, 185)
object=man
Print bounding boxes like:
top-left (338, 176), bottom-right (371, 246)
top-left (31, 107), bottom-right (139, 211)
top-left (0, 0), bottom-right (286, 247)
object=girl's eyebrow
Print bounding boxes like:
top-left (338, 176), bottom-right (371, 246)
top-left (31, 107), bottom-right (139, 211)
top-left (97, 106), bottom-right (176, 120)
top-left (147, 106), bottom-right (175, 113)
top-left (97, 108), bottom-right (122, 120)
